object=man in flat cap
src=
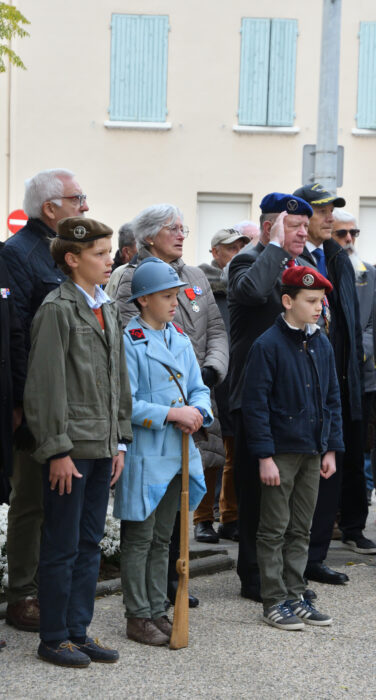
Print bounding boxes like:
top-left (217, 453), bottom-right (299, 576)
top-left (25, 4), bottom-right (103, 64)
top-left (198, 228), bottom-right (249, 541)
top-left (1, 169), bottom-right (89, 631)
top-left (295, 184), bottom-right (376, 587)
top-left (227, 192), bottom-right (314, 601)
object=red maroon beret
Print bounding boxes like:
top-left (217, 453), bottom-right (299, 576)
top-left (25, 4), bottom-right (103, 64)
top-left (282, 266), bottom-right (333, 294)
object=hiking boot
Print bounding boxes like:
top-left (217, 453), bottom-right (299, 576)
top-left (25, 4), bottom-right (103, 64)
top-left (6, 597), bottom-right (40, 632)
top-left (153, 615), bottom-right (172, 638)
top-left (287, 597), bottom-right (332, 626)
top-left (126, 618), bottom-right (169, 646)
top-left (263, 603), bottom-right (304, 630)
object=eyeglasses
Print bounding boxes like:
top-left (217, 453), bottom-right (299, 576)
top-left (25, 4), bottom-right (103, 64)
top-left (164, 224), bottom-right (189, 238)
top-left (51, 194), bottom-right (88, 207)
top-left (334, 228), bottom-right (360, 238)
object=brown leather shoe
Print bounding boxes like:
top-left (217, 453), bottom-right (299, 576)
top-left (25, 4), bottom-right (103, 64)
top-left (126, 618), bottom-right (169, 646)
top-left (6, 597), bottom-right (40, 632)
top-left (153, 615), bottom-right (172, 639)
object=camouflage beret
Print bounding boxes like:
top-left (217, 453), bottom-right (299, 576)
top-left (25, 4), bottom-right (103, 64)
top-left (56, 217), bottom-right (113, 242)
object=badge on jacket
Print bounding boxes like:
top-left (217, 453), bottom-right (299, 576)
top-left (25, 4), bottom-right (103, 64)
top-left (0, 288), bottom-right (10, 299)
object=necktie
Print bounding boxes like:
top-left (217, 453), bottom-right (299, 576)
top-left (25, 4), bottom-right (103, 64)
top-left (286, 259), bottom-right (296, 268)
top-left (312, 248), bottom-right (326, 277)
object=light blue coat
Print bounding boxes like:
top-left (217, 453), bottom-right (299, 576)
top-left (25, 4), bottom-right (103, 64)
top-left (113, 317), bottom-right (214, 521)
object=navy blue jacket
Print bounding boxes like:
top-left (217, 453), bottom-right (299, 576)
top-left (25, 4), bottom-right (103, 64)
top-left (0, 218), bottom-right (66, 351)
top-left (242, 314), bottom-right (344, 458)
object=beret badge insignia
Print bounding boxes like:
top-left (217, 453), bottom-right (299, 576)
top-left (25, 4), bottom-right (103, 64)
top-left (286, 199), bottom-right (299, 213)
top-left (302, 273), bottom-right (315, 287)
top-left (73, 225), bottom-right (87, 239)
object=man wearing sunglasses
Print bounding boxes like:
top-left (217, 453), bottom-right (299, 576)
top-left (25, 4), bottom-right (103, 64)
top-left (332, 209), bottom-right (376, 510)
top-left (1, 169), bottom-right (89, 632)
top-left (294, 184), bottom-right (376, 592)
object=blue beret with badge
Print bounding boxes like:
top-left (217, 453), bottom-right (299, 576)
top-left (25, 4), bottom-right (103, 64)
top-left (260, 192), bottom-right (313, 218)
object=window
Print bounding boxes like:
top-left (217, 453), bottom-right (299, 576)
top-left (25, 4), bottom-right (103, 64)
top-left (357, 22), bottom-right (376, 129)
top-left (196, 193), bottom-right (252, 265)
top-left (109, 14), bottom-right (169, 122)
top-left (238, 18), bottom-right (298, 127)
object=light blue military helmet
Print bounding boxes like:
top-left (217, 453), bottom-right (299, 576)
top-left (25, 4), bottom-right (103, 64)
top-left (127, 257), bottom-right (187, 303)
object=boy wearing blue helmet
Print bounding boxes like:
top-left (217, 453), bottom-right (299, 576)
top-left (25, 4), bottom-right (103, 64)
top-left (114, 257), bottom-right (214, 646)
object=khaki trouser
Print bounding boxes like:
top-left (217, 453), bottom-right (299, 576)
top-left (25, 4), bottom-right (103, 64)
top-left (120, 474), bottom-right (181, 619)
top-left (257, 453), bottom-right (321, 609)
top-left (7, 449), bottom-right (44, 604)
top-left (193, 467), bottom-right (219, 525)
top-left (219, 436), bottom-right (238, 524)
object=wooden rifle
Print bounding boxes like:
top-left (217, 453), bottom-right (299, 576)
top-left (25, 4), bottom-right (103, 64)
top-left (170, 432), bottom-right (189, 649)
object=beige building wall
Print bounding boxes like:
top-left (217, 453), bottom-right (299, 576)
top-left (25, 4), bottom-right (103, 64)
top-left (1, 0), bottom-right (376, 263)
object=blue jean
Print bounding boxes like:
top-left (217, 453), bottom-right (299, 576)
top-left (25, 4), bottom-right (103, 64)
top-left (39, 458), bottom-right (112, 642)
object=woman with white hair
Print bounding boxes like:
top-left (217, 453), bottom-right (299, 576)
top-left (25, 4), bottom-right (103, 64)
top-left (115, 203), bottom-right (229, 606)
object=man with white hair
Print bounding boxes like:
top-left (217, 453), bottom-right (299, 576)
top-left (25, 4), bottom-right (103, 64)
top-left (332, 208), bottom-right (376, 509)
top-left (1, 168), bottom-right (88, 631)
top-left (234, 220), bottom-right (260, 246)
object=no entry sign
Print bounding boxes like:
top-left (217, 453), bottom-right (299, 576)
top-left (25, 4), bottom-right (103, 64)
top-left (7, 209), bottom-right (28, 234)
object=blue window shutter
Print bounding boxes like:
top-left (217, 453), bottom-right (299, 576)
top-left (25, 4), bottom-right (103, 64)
top-left (267, 19), bottom-right (298, 126)
top-left (110, 14), bottom-right (169, 122)
top-left (357, 22), bottom-right (376, 129)
top-left (238, 18), bottom-right (270, 126)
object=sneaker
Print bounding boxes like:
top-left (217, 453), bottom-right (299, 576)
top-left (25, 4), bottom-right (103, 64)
top-left (288, 597), bottom-right (332, 626)
top-left (263, 603), bottom-right (304, 630)
top-left (342, 535), bottom-right (376, 554)
top-left (74, 637), bottom-right (119, 663)
top-left (37, 640), bottom-right (91, 667)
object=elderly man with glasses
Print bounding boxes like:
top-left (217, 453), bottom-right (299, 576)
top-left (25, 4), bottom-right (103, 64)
top-left (1, 168), bottom-right (89, 632)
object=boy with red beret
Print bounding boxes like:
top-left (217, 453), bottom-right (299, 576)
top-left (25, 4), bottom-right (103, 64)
top-left (242, 265), bottom-right (344, 630)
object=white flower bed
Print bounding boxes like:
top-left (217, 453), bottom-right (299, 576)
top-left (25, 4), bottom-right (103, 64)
top-left (0, 499), bottom-right (121, 593)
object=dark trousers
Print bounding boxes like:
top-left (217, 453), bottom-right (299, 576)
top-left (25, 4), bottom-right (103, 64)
top-left (39, 458), bottom-right (112, 642)
top-left (233, 409), bottom-right (260, 586)
top-left (308, 395), bottom-right (367, 563)
top-left (339, 397), bottom-right (368, 538)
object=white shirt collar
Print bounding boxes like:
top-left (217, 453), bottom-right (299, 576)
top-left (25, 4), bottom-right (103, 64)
top-left (281, 313), bottom-right (319, 336)
top-left (306, 240), bottom-right (323, 253)
top-left (74, 283), bottom-right (111, 309)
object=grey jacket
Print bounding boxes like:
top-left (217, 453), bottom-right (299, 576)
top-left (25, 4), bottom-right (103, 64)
top-left (24, 278), bottom-right (133, 464)
top-left (115, 246), bottom-right (229, 468)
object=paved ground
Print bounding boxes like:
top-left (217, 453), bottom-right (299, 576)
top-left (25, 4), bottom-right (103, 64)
top-left (1, 505), bottom-right (376, 699)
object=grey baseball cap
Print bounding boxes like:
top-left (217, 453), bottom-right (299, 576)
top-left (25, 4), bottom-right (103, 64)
top-left (210, 228), bottom-right (249, 248)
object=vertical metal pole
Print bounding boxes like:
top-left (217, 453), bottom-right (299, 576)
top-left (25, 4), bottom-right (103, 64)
top-left (314, 0), bottom-right (342, 192)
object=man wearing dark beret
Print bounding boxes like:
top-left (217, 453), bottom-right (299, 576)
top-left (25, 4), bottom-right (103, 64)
top-left (227, 192), bottom-right (315, 601)
top-left (295, 183), bottom-right (376, 587)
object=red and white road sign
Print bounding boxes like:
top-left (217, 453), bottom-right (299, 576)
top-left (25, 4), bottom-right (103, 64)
top-left (7, 209), bottom-right (28, 234)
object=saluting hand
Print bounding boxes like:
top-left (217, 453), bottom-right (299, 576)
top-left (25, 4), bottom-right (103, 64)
top-left (49, 456), bottom-right (83, 496)
top-left (259, 457), bottom-right (280, 486)
top-left (269, 210), bottom-right (287, 247)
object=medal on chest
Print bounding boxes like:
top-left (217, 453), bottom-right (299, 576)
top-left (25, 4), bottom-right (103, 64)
top-left (185, 287), bottom-right (201, 312)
